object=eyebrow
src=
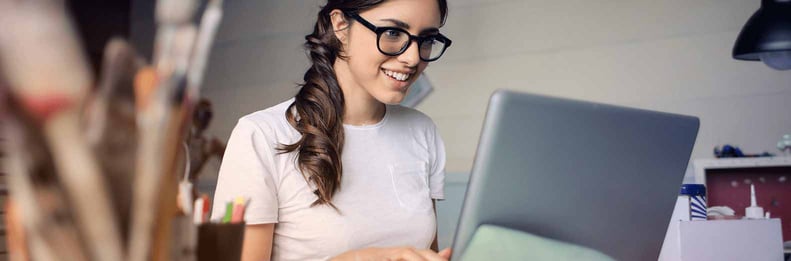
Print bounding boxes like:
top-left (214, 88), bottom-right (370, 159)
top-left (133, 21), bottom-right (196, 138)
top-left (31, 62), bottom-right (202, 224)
top-left (379, 18), bottom-right (440, 34)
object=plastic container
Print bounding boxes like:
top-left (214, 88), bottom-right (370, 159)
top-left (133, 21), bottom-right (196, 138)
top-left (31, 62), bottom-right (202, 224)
top-left (679, 184), bottom-right (707, 221)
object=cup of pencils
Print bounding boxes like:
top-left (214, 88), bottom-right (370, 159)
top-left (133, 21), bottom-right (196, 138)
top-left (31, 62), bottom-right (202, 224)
top-left (192, 196), bottom-right (247, 261)
top-left (196, 223), bottom-right (245, 261)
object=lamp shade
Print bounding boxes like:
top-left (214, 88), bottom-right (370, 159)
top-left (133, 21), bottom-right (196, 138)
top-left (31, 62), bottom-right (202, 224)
top-left (732, 0), bottom-right (791, 70)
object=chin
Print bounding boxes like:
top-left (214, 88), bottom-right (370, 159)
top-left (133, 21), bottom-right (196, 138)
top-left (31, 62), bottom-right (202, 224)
top-left (376, 92), bottom-right (406, 105)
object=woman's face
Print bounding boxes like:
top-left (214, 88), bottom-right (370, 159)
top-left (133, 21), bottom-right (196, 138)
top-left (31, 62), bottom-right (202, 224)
top-left (333, 0), bottom-right (442, 105)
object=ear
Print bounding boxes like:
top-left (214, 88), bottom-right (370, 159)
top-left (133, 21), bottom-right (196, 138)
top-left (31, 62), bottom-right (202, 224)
top-left (329, 9), bottom-right (350, 44)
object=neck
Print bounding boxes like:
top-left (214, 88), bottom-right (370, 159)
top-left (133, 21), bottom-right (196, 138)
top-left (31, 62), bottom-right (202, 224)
top-left (334, 59), bottom-right (386, 126)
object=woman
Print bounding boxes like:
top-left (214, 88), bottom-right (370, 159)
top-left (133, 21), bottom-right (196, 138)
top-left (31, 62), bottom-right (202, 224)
top-left (211, 0), bottom-right (452, 260)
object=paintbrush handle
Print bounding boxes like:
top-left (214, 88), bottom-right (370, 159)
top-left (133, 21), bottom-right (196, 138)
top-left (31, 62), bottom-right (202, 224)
top-left (44, 111), bottom-right (125, 261)
top-left (186, 0), bottom-right (224, 101)
top-left (129, 80), bottom-right (173, 261)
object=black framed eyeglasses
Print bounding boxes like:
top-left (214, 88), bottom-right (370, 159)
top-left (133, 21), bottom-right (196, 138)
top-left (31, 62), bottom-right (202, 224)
top-left (344, 11), bottom-right (452, 62)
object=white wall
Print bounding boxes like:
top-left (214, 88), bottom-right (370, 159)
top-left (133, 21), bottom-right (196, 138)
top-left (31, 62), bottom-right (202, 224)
top-left (133, 0), bottom-right (791, 175)
top-left (429, 0), bottom-right (791, 172)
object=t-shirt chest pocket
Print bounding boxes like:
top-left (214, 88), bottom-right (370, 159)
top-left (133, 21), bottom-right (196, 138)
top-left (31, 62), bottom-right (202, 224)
top-left (389, 161), bottom-right (432, 212)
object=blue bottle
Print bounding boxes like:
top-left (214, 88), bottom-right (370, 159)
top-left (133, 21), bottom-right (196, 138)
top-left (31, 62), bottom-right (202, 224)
top-left (680, 184), bottom-right (707, 221)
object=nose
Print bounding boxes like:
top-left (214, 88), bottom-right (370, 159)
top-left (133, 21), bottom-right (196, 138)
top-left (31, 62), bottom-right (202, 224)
top-left (397, 40), bottom-right (421, 67)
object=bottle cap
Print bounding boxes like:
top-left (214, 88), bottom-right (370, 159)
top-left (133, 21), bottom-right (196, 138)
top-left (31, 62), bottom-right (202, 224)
top-left (680, 184), bottom-right (706, 196)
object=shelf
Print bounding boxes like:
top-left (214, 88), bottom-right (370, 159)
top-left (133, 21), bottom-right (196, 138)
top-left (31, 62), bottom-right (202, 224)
top-left (693, 157), bottom-right (791, 184)
top-left (696, 157), bottom-right (791, 169)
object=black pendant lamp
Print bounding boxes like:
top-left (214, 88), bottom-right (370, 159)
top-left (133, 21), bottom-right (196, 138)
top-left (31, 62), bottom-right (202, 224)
top-left (732, 0), bottom-right (791, 70)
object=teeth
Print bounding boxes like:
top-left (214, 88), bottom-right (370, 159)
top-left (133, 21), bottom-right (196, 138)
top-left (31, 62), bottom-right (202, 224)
top-left (383, 69), bottom-right (411, 81)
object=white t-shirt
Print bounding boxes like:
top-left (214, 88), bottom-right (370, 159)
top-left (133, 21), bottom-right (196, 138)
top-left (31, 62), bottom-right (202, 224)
top-left (211, 98), bottom-right (446, 261)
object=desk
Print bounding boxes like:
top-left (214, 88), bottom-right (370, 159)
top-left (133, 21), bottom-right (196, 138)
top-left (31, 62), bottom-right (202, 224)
top-left (693, 157), bottom-right (791, 253)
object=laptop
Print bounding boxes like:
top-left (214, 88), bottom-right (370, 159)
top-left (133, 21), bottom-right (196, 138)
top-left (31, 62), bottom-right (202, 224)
top-left (450, 90), bottom-right (699, 260)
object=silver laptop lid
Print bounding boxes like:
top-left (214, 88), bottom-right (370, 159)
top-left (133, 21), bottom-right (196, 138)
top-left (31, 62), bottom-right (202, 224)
top-left (451, 90), bottom-right (699, 260)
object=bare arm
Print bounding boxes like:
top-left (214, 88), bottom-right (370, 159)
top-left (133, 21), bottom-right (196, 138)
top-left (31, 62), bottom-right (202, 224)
top-left (241, 223), bottom-right (275, 261)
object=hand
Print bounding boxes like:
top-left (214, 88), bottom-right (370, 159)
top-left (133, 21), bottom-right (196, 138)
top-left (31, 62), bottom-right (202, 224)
top-left (332, 247), bottom-right (452, 261)
top-left (437, 248), bottom-right (452, 259)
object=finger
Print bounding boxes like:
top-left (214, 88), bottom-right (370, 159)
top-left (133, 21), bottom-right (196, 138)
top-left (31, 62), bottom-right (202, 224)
top-left (438, 248), bottom-right (452, 259)
top-left (398, 248), bottom-right (428, 261)
top-left (416, 249), bottom-right (447, 261)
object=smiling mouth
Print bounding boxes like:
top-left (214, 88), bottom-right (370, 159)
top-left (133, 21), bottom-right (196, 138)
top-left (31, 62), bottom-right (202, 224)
top-left (382, 69), bottom-right (412, 82)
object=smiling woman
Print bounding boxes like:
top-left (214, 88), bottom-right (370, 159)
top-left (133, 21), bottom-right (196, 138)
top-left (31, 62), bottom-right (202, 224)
top-left (209, 0), bottom-right (453, 260)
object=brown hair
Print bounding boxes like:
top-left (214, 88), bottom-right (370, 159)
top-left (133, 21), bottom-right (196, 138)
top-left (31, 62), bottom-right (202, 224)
top-left (280, 0), bottom-right (448, 208)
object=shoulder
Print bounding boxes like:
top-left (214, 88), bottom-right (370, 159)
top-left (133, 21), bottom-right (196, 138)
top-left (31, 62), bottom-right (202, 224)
top-left (232, 98), bottom-right (299, 144)
top-left (237, 98), bottom-right (295, 132)
top-left (386, 105), bottom-right (437, 130)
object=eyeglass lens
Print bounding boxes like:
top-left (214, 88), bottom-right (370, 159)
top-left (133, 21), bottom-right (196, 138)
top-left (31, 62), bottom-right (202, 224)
top-left (378, 28), bottom-right (446, 61)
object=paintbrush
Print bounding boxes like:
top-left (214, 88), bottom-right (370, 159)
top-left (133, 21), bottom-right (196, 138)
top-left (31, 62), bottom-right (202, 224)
top-left (161, 1), bottom-right (225, 257)
top-left (128, 0), bottom-right (198, 260)
top-left (1, 77), bottom-right (95, 261)
top-left (151, 26), bottom-right (199, 261)
top-left (160, 2), bottom-right (225, 257)
top-left (186, 0), bottom-right (224, 104)
top-left (84, 37), bottom-right (145, 245)
top-left (149, 1), bottom-right (222, 255)
top-left (129, 0), bottom-right (224, 259)
top-left (166, 0), bottom-right (224, 202)
top-left (1, 98), bottom-right (87, 261)
top-left (0, 1), bottom-right (124, 260)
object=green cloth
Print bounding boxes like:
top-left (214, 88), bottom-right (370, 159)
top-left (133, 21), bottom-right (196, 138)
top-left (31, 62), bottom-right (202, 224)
top-left (460, 225), bottom-right (616, 261)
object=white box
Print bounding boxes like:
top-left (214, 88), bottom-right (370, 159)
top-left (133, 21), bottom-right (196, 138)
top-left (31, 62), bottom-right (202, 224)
top-left (659, 219), bottom-right (784, 261)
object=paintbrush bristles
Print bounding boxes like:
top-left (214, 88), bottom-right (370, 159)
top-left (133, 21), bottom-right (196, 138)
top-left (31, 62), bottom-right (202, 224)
top-left (85, 38), bottom-right (142, 144)
top-left (135, 68), bottom-right (159, 110)
top-left (156, 0), bottom-right (198, 24)
top-left (0, 1), bottom-right (91, 103)
top-left (153, 0), bottom-right (198, 69)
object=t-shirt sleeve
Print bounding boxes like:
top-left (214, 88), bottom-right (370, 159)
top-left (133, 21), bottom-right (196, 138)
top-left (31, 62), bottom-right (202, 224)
top-left (428, 123), bottom-right (446, 200)
top-left (211, 118), bottom-right (279, 224)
